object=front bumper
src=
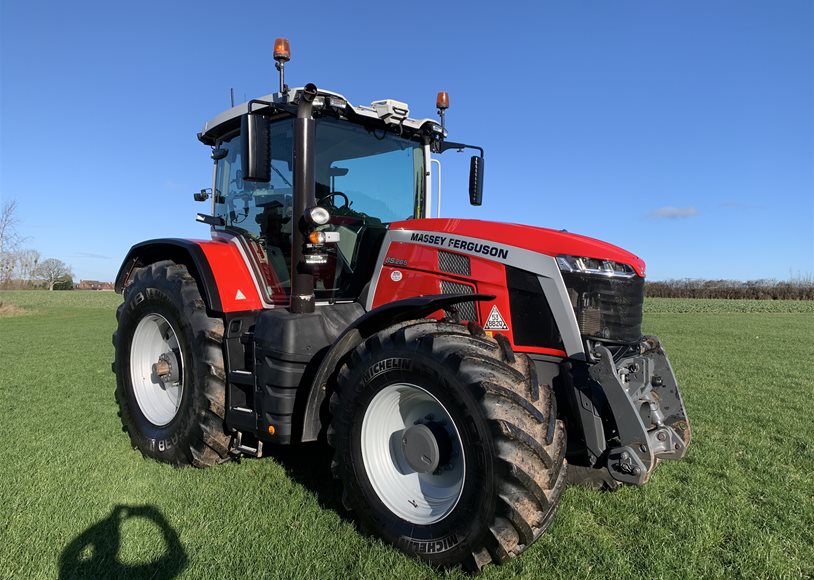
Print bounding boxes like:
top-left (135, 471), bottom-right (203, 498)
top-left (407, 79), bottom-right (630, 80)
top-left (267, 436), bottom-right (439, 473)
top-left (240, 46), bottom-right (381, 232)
top-left (589, 336), bottom-right (692, 485)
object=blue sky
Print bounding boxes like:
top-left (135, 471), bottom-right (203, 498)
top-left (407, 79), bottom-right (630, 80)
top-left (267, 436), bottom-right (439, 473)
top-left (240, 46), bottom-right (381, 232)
top-left (1, 1), bottom-right (812, 282)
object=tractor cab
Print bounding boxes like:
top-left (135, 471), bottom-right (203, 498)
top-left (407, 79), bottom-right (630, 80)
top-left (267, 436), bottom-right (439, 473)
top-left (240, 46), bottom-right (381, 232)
top-left (197, 84), bottom-right (481, 310)
top-left (199, 96), bottom-right (428, 306)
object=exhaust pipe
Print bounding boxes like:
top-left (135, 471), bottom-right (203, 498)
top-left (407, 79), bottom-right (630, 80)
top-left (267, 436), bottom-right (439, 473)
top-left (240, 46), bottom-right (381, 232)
top-left (290, 83), bottom-right (318, 314)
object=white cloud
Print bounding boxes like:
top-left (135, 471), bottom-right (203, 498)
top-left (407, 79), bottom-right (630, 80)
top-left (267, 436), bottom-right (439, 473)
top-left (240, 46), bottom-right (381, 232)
top-left (648, 206), bottom-right (699, 219)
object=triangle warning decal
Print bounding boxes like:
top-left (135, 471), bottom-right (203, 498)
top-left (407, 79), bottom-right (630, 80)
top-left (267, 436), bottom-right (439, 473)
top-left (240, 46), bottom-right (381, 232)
top-left (235, 289), bottom-right (246, 301)
top-left (484, 305), bottom-right (509, 330)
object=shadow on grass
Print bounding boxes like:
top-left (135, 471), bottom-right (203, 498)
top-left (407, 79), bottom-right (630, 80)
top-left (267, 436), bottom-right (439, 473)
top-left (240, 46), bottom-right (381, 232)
top-left (59, 504), bottom-right (187, 580)
top-left (265, 441), bottom-right (350, 516)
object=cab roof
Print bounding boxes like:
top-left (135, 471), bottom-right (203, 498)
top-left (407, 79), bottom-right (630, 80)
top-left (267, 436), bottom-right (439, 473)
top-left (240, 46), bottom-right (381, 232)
top-left (198, 87), bottom-right (445, 145)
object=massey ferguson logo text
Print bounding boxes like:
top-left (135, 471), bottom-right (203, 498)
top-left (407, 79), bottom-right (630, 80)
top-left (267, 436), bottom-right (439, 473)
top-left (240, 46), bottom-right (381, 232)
top-left (410, 232), bottom-right (509, 260)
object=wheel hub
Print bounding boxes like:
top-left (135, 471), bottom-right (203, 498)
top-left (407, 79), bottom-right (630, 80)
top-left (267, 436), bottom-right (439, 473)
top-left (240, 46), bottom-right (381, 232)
top-left (401, 422), bottom-right (452, 474)
top-left (153, 351), bottom-right (180, 385)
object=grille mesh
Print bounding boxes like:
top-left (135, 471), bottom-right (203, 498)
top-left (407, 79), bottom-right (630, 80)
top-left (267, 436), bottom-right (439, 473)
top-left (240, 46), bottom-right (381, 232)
top-left (438, 251), bottom-right (471, 276)
top-left (440, 280), bottom-right (477, 322)
top-left (561, 272), bottom-right (644, 343)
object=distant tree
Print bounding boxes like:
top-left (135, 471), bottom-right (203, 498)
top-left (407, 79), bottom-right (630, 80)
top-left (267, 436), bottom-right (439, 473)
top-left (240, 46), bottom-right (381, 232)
top-left (53, 274), bottom-right (74, 291)
top-left (13, 248), bottom-right (40, 286)
top-left (0, 200), bottom-right (22, 255)
top-left (0, 200), bottom-right (23, 287)
top-left (34, 258), bottom-right (73, 291)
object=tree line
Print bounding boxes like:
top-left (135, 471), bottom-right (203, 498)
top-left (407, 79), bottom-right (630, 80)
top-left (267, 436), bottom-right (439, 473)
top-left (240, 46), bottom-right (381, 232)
top-left (1, 200), bottom-right (73, 290)
top-left (645, 277), bottom-right (814, 300)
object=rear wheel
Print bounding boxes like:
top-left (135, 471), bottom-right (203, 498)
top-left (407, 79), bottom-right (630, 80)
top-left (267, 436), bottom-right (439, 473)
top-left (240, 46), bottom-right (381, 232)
top-left (113, 261), bottom-right (230, 467)
top-left (328, 320), bottom-right (567, 571)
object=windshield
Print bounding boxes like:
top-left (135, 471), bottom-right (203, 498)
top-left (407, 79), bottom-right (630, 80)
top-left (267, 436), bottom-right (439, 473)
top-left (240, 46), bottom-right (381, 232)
top-left (213, 116), bottom-right (424, 304)
top-left (314, 118), bottom-right (424, 221)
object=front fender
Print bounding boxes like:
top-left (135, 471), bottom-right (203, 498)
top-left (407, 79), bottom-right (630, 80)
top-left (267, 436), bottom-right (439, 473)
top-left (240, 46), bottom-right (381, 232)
top-left (300, 293), bottom-right (495, 442)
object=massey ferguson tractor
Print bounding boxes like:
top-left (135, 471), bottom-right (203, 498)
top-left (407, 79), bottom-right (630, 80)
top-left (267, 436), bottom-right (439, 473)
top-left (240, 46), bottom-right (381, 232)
top-left (112, 39), bottom-right (691, 571)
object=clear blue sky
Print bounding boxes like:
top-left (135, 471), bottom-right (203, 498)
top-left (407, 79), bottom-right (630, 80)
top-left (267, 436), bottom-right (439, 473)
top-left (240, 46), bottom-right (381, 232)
top-left (1, 1), bottom-right (812, 282)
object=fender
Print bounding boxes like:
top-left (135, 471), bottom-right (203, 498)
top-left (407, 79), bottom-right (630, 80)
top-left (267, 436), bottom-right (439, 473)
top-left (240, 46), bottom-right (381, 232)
top-left (116, 237), bottom-right (268, 314)
top-left (300, 293), bottom-right (495, 442)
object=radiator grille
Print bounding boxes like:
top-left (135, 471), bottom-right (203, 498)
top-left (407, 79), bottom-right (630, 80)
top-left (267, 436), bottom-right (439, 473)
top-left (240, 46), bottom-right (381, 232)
top-left (440, 280), bottom-right (478, 322)
top-left (561, 272), bottom-right (644, 343)
top-left (438, 251), bottom-right (471, 276)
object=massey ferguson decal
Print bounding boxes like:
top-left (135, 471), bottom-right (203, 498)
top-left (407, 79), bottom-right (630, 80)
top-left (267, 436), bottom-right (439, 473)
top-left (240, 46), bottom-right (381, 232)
top-left (410, 232), bottom-right (509, 260)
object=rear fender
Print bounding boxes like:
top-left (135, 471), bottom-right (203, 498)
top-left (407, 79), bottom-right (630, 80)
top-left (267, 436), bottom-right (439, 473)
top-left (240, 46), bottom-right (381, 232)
top-left (116, 239), bottom-right (224, 311)
top-left (299, 293), bottom-right (495, 442)
top-left (116, 238), bottom-right (264, 313)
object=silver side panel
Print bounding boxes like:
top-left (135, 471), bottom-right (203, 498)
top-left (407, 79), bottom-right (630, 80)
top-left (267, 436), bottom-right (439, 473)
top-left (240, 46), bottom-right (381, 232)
top-left (367, 229), bottom-right (584, 356)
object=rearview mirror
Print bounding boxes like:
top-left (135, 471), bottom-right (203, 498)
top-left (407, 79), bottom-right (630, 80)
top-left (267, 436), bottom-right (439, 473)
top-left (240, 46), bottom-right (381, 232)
top-left (469, 156), bottom-right (484, 206)
top-left (240, 114), bottom-right (271, 182)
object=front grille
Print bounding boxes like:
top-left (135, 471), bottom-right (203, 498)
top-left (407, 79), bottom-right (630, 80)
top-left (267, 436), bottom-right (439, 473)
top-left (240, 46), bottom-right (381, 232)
top-left (440, 280), bottom-right (478, 322)
top-left (438, 251), bottom-right (471, 276)
top-left (561, 272), bottom-right (644, 343)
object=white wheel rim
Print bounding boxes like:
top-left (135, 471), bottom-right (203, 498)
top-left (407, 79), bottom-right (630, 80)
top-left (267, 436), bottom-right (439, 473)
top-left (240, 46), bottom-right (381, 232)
top-left (361, 383), bottom-right (465, 525)
top-left (130, 313), bottom-right (184, 426)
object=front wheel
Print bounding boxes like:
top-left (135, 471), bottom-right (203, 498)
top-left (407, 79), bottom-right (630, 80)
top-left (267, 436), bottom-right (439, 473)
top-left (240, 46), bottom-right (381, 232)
top-left (113, 261), bottom-right (230, 467)
top-left (328, 320), bottom-right (567, 571)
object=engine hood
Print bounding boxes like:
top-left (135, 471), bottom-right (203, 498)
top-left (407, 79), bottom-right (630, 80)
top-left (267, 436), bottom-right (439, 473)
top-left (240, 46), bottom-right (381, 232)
top-left (389, 218), bottom-right (646, 277)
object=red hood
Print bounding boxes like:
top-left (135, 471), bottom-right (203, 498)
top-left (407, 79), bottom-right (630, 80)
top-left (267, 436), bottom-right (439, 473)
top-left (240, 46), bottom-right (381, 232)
top-left (390, 218), bottom-right (646, 277)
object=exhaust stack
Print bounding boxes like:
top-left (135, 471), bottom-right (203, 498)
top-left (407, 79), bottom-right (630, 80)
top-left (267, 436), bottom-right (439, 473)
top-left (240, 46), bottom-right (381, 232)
top-left (290, 83), bottom-right (318, 314)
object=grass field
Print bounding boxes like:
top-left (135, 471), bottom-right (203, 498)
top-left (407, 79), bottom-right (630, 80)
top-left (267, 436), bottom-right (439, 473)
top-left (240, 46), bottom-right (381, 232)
top-left (1, 291), bottom-right (812, 579)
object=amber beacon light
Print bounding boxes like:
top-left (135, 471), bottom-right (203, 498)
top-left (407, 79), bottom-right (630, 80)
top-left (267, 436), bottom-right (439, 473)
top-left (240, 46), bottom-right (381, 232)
top-left (274, 38), bottom-right (291, 93)
top-left (436, 91), bottom-right (449, 131)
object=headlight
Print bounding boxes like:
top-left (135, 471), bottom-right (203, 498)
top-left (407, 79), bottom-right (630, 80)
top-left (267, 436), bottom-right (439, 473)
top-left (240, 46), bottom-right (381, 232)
top-left (306, 206), bottom-right (331, 225)
top-left (556, 255), bottom-right (636, 278)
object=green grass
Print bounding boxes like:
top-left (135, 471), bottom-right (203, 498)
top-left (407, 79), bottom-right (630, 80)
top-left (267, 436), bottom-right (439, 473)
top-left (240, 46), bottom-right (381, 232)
top-left (1, 291), bottom-right (812, 579)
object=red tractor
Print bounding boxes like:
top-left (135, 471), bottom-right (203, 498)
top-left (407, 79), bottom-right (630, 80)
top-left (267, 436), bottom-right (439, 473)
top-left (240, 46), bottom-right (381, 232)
top-left (113, 39), bottom-right (690, 571)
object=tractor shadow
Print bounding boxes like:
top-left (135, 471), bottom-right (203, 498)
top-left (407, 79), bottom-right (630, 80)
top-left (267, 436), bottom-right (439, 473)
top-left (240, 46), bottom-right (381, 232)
top-left (59, 504), bottom-right (187, 580)
top-left (266, 441), bottom-right (351, 517)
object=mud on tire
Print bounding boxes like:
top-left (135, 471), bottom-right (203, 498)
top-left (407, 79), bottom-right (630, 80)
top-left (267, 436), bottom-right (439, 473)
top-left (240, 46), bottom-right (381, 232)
top-left (112, 260), bottom-right (230, 467)
top-left (328, 320), bottom-right (567, 571)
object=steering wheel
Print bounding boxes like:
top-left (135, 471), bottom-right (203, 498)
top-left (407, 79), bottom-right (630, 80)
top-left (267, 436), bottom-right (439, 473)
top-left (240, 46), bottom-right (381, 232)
top-left (318, 191), bottom-right (350, 209)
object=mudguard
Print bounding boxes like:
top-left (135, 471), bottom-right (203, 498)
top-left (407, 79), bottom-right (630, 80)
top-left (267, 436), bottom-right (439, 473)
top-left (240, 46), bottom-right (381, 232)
top-left (115, 238), bottom-right (263, 313)
top-left (300, 293), bottom-right (495, 442)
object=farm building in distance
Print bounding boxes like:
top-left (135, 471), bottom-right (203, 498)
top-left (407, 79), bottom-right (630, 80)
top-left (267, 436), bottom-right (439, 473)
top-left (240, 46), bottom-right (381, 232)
top-left (77, 280), bottom-right (114, 291)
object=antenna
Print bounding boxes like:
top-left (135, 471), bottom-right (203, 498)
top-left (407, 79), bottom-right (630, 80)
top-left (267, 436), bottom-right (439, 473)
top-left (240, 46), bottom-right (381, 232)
top-left (230, 88), bottom-right (235, 108)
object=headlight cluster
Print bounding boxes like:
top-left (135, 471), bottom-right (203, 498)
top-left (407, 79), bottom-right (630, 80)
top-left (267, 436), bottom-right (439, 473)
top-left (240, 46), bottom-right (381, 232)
top-left (556, 255), bottom-right (636, 278)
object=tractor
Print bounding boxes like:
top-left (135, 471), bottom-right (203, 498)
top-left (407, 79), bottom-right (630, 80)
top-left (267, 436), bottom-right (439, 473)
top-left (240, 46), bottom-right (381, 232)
top-left (112, 38), bottom-right (691, 571)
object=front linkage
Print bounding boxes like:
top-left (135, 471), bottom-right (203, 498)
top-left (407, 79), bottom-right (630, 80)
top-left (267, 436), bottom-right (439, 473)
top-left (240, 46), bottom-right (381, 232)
top-left (562, 336), bottom-right (691, 487)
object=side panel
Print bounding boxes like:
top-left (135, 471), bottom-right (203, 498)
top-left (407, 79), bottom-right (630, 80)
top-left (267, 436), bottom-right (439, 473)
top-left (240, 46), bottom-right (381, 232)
top-left (197, 240), bottom-right (263, 311)
top-left (367, 232), bottom-right (577, 357)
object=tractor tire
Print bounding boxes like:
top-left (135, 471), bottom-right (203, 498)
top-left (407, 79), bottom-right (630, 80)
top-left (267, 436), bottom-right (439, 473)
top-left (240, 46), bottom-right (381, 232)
top-left (112, 260), bottom-right (230, 468)
top-left (328, 320), bottom-right (566, 571)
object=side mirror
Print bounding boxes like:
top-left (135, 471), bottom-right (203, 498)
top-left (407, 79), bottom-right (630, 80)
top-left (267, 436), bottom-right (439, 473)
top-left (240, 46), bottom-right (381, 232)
top-left (469, 156), bottom-right (484, 206)
top-left (240, 113), bottom-right (271, 182)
